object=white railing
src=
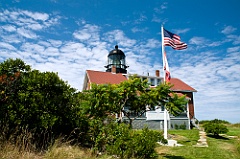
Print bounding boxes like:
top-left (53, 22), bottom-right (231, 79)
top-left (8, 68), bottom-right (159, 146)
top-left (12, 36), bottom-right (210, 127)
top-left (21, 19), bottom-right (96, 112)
top-left (146, 111), bottom-right (170, 120)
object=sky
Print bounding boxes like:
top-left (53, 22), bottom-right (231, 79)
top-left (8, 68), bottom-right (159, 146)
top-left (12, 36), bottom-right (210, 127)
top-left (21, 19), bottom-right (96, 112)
top-left (0, 0), bottom-right (239, 123)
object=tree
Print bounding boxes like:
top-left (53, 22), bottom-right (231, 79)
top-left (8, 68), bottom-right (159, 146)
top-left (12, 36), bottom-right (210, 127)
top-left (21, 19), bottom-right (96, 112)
top-left (203, 119), bottom-right (229, 136)
top-left (0, 58), bottom-right (88, 149)
top-left (83, 76), bottom-right (187, 128)
top-left (0, 58), bottom-right (32, 137)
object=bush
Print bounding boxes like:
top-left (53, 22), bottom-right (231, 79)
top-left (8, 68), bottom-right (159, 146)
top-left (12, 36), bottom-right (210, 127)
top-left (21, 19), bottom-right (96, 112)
top-left (179, 123), bottom-right (187, 130)
top-left (174, 124), bottom-right (179, 130)
top-left (93, 123), bottom-right (166, 159)
top-left (200, 119), bottom-right (230, 125)
top-left (203, 120), bottom-right (228, 136)
top-left (131, 127), bottom-right (166, 159)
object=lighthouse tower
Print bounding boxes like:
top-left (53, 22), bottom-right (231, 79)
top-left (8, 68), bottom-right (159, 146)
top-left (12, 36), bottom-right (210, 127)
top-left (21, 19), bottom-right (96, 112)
top-left (105, 45), bottom-right (128, 73)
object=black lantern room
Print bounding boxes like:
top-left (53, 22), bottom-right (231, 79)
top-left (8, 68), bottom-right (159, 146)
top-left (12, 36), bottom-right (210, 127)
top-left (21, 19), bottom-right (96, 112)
top-left (105, 45), bottom-right (128, 73)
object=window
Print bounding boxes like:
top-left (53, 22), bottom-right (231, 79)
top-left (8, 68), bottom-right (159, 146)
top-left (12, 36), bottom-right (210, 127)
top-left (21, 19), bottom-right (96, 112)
top-left (150, 78), bottom-right (155, 86)
top-left (157, 79), bottom-right (161, 85)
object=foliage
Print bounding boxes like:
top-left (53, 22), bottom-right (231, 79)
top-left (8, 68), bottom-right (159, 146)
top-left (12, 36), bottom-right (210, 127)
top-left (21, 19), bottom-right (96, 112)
top-left (1, 125), bottom-right (240, 159)
top-left (0, 59), bottom-right (88, 149)
top-left (149, 84), bottom-right (187, 116)
top-left (83, 76), bottom-right (187, 128)
top-left (93, 122), bottom-right (166, 159)
top-left (179, 124), bottom-right (187, 130)
top-left (203, 119), bottom-right (229, 136)
top-left (0, 58), bottom-right (189, 156)
top-left (130, 127), bottom-right (167, 159)
top-left (199, 119), bottom-right (230, 124)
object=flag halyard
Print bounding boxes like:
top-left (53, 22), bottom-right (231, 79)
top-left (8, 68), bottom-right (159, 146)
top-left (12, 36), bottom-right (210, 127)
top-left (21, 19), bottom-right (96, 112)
top-left (163, 28), bottom-right (187, 50)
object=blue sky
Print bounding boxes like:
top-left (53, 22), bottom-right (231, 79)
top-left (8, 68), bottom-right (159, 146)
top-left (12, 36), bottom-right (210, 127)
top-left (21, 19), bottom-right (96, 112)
top-left (0, 0), bottom-right (239, 123)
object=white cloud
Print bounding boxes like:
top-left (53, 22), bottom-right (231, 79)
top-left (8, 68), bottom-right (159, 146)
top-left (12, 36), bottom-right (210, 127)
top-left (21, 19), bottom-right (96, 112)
top-left (73, 30), bottom-right (91, 40)
top-left (171, 50), bottom-right (240, 122)
top-left (131, 27), bottom-right (148, 33)
top-left (103, 30), bottom-right (136, 47)
top-left (48, 39), bottom-right (63, 47)
top-left (221, 25), bottom-right (237, 35)
top-left (0, 9), bottom-right (60, 37)
top-left (227, 46), bottom-right (240, 53)
top-left (0, 34), bottom-right (22, 43)
top-left (22, 10), bottom-right (49, 21)
top-left (73, 24), bottom-right (100, 43)
top-left (189, 36), bottom-right (208, 45)
top-left (1, 25), bottom-right (16, 32)
top-left (226, 35), bottom-right (240, 45)
top-left (145, 39), bottom-right (161, 48)
top-left (20, 43), bottom-right (45, 55)
top-left (0, 42), bottom-right (17, 50)
top-left (134, 14), bottom-right (148, 24)
top-left (151, 14), bottom-right (168, 23)
top-left (174, 28), bottom-right (190, 34)
top-left (17, 27), bottom-right (38, 39)
top-left (154, 2), bottom-right (168, 14)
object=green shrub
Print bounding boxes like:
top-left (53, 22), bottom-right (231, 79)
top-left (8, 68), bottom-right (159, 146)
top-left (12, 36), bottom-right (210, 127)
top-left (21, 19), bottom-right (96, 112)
top-left (179, 123), bottom-right (187, 130)
top-left (203, 120), bottom-right (228, 136)
top-left (93, 123), bottom-right (166, 159)
top-left (175, 124), bottom-right (179, 130)
top-left (105, 123), bottom-right (132, 158)
top-left (200, 119), bottom-right (230, 125)
top-left (131, 127), bottom-right (166, 159)
top-left (0, 59), bottom-right (89, 150)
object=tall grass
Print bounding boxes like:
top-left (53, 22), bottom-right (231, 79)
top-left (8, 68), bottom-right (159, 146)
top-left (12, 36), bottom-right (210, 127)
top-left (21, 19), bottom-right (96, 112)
top-left (43, 140), bottom-right (93, 159)
top-left (1, 124), bottom-right (239, 159)
top-left (0, 141), bottom-right (41, 159)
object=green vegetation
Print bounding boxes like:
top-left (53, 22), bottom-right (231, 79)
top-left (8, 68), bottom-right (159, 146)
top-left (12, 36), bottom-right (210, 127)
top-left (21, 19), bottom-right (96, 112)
top-left (227, 123), bottom-right (240, 136)
top-left (1, 58), bottom-right (239, 159)
top-left (1, 124), bottom-right (239, 159)
top-left (202, 119), bottom-right (229, 136)
top-left (83, 75), bottom-right (187, 128)
top-left (199, 119), bottom-right (230, 124)
top-left (168, 129), bottom-right (199, 146)
top-left (156, 124), bottom-right (240, 159)
top-left (0, 58), bottom-right (186, 159)
top-left (0, 58), bottom-right (88, 149)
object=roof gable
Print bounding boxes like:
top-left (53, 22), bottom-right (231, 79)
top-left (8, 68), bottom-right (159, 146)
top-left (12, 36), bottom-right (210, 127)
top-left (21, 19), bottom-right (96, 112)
top-left (170, 78), bottom-right (197, 92)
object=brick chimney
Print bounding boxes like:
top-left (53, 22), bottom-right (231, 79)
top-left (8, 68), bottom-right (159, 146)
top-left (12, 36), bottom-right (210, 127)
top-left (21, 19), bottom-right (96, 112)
top-left (155, 70), bottom-right (160, 77)
top-left (112, 65), bottom-right (116, 73)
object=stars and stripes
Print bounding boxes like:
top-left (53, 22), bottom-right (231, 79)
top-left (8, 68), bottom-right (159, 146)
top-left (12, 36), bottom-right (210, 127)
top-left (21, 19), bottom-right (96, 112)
top-left (163, 28), bottom-right (187, 50)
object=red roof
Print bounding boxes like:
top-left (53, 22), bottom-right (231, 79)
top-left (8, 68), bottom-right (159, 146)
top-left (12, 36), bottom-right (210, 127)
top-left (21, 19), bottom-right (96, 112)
top-left (170, 78), bottom-right (197, 92)
top-left (86, 70), bottom-right (127, 85)
top-left (85, 70), bottom-right (196, 92)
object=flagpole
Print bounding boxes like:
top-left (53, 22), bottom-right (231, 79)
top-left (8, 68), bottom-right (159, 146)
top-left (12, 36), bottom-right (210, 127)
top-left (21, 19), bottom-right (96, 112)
top-left (161, 25), bottom-right (165, 82)
top-left (161, 25), bottom-right (168, 140)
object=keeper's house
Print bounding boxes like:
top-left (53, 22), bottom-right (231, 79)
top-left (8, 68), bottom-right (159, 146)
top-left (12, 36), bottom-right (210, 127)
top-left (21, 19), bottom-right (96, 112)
top-left (82, 45), bottom-right (198, 130)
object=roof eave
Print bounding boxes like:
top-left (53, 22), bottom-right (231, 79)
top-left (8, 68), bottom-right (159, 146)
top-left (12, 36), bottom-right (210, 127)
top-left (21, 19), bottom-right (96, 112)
top-left (172, 89), bottom-right (197, 92)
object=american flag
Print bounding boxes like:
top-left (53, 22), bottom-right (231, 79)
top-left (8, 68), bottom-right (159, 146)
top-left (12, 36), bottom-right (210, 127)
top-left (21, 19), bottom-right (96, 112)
top-left (163, 28), bottom-right (187, 50)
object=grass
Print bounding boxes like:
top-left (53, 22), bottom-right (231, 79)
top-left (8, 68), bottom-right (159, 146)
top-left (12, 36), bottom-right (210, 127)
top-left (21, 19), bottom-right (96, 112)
top-left (0, 124), bottom-right (239, 159)
top-left (0, 141), bottom-right (42, 159)
top-left (226, 123), bottom-right (240, 136)
top-left (156, 124), bottom-right (240, 159)
top-left (167, 129), bottom-right (199, 146)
